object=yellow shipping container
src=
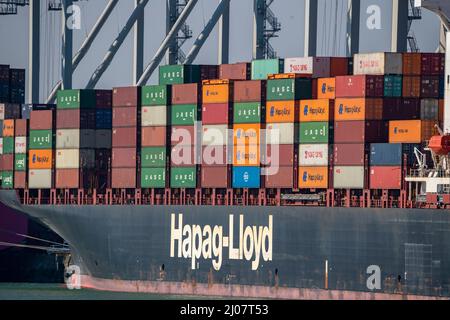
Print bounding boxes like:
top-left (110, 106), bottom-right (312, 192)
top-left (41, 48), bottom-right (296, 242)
top-left (334, 98), bottom-right (383, 121)
top-left (233, 124), bottom-right (261, 146)
top-left (266, 100), bottom-right (298, 123)
top-left (298, 166), bottom-right (329, 189)
top-left (29, 149), bottom-right (53, 169)
top-left (299, 99), bottom-right (334, 122)
top-left (233, 145), bottom-right (260, 166)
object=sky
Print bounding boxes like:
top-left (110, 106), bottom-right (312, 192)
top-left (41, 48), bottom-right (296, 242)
top-left (0, 0), bottom-right (443, 102)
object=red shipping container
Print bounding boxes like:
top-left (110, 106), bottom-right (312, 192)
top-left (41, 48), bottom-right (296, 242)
top-left (171, 126), bottom-right (196, 146)
top-left (201, 166), bottom-right (230, 188)
top-left (330, 57), bottom-right (351, 77)
top-left (234, 80), bottom-right (266, 102)
top-left (421, 53), bottom-right (445, 76)
top-left (171, 145), bottom-right (196, 167)
top-left (370, 166), bottom-right (402, 190)
top-left (113, 107), bottom-right (138, 127)
top-left (142, 126), bottom-right (166, 147)
top-left (265, 166), bottom-right (295, 188)
top-left (1, 154), bottom-right (14, 171)
top-left (334, 120), bottom-right (388, 143)
top-left (402, 76), bottom-right (421, 98)
top-left (15, 119), bottom-right (28, 136)
top-left (202, 103), bottom-right (230, 125)
top-left (14, 171), bottom-right (26, 189)
top-left (111, 168), bottom-right (137, 188)
top-left (335, 75), bottom-right (384, 98)
top-left (402, 53), bottom-right (422, 76)
top-left (219, 63), bottom-right (251, 81)
top-left (30, 110), bottom-right (54, 130)
top-left (421, 76), bottom-right (440, 98)
top-left (202, 146), bottom-right (228, 166)
top-left (113, 87), bottom-right (140, 107)
top-left (57, 109), bottom-right (96, 129)
top-left (112, 127), bottom-right (137, 147)
top-left (262, 144), bottom-right (295, 167)
top-left (172, 83), bottom-right (201, 105)
top-left (333, 144), bottom-right (367, 166)
top-left (311, 78), bottom-right (318, 99)
top-left (55, 169), bottom-right (79, 189)
top-left (112, 148), bottom-right (137, 168)
top-left (383, 98), bottom-right (421, 120)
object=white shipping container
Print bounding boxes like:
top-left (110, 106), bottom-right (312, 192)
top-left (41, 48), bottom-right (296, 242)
top-left (284, 57), bottom-right (330, 78)
top-left (202, 125), bottom-right (229, 146)
top-left (56, 149), bottom-right (80, 169)
top-left (0, 104), bottom-right (4, 120)
top-left (95, 130), bottom-right (112, 149)
top-left (14, 137), bottom-right (27, 154)
top-left (420, 99), bottom-right (439, 120)
top-left (28, 169), bottom-right (52, 189)
top-left (354, 53), bottom-right (403, 75)
top-left (142, 106), bottom-right (167, 127)
top-left (265, 123), bottom-right (295, 145)
top-left (0, 137), bottom-right (3, 155)
top-left (56, 129), bottom-right (96, 149)
top-left (333, 166), bottom-right (366, 189)
top-left (299, 144), bottom-right (329, 166)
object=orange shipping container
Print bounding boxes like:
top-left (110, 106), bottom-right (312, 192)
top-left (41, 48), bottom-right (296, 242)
top-left (335, 98), bottom-right (383, 121)
top-left (233, 124), bottom-right (261, 146)
top-left (266, 100), bottom-right (299, 123)
top-left (300, 99), bottom-right (334, 122)
top-left (233, 144), bottom-right (260, 166)
top-left (389, 120), bottom-right (437, 143)
top-left (29, 149), bottom-right (53, 169)
top-left (203, 84), bottom-right (232, 104)
top-left (2, 120), bottom-right (15, 137)
top-left (402, 53), bottom-right (422, 76)
top-left (317, 78), bottom-right (336, 99)
top-left (298, 166), bottom-right (329, 189)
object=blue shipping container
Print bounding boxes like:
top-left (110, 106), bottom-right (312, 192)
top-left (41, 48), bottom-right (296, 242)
top-left (232, 166), bottom-right (261, 188)
top-left (370, 143), bottom-right (419, 167)
top-left (96, 110), bottom-right (112, 129)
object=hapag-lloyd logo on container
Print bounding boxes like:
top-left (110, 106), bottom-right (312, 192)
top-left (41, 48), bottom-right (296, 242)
top-left (170, 214), bottom-right (273, 271)
top-left (339, 103), bottom-right (361, 115)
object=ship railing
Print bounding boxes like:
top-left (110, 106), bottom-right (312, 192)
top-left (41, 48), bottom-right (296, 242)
top-left (407, 169), bottom-right (450, 178)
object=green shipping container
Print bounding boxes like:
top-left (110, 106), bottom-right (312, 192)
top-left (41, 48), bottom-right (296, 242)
top-left (2, 137), bottom-right (14, 154)
top-left (384, 75), bottom-right (403, 97)
top-left (15, 154), bottom-right (27, 171)
top-left (142, 85), bottom-right (170, 106)
top-left (251, 59), bottom-right (284, 80)
top-left (170, 167), bottom-right (197, 188)
top-left (141, 147), bottom-right (166, 168)
top-left (267, 78), bottom-right (312, 101)
top-left (159, 65), bottom-right (200, 85)
top-left (57, 89), bottom-right (96, 109)
top-left (141, 168), bottom-right (167, 188)
top-left (29, 130), bottom-right (53, 149)
top-left (299, 122), bottom-right (331, 144)
top-left (234, 103), bottom-right (262, 124)
top-left (2, 171), bottom-right (14, 189)
top-left (171, 104), bottom-right (198, 125)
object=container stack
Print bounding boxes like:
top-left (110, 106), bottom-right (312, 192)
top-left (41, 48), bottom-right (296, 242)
top-left (1, 119), bottom-right (15, 189)
top-left (159, 65), bottom-right (218, 86)
top-left (14, 119), bottom-right (28, 188)
top-left (29, 109), bottom-right (55, 189)
top-left (112, 87), bottom-right (141, 188)
top-left (55, 90), bottom-right (96, 189)
top-left (94, 90), bottom-right (113, 191)
top-left (170, 83), bottom-right (200, 189)
top-left (265, 74), bottom-right (312, 188)
top-left (201, 80), bottom-right (232, 188)
top-left (140, 85), bottom-right (170, 189)
top-left (9, 69), bottom-right (25, 104)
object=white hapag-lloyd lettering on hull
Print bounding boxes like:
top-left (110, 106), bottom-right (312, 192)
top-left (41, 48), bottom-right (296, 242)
top-left (170, 214), bottom-right (273, 271)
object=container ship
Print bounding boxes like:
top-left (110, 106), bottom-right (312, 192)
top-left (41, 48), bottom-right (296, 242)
top-left (1, 50), bottom-right (450, 299)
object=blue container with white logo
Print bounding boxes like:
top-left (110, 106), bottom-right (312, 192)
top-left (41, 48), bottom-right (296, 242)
top-left (232, 166), bottom-right (261, 188)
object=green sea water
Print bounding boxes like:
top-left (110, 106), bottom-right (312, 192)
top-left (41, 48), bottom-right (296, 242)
top-left (0, 283), bottom-right (216, 300)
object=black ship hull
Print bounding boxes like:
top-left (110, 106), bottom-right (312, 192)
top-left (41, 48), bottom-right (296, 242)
top-left (0, 190), bottom-right (449, 299)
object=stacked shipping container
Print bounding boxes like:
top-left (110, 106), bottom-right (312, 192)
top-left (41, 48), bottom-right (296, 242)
top-left (112, 87), bottom-right (141, 188)
top-left (14, 119), bottom-right (28, 188)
